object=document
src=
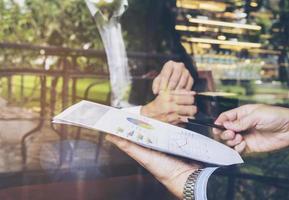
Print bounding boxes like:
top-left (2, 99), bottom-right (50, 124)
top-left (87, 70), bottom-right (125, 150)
top-left (53, 100), bottom-right (244, 166)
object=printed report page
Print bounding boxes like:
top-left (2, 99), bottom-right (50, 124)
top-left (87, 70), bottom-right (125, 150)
top-left (53, 100), bottom-right (244, 166)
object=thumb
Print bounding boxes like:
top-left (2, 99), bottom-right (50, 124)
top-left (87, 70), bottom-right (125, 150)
top-left (223, 115), bottom-right (256, 132)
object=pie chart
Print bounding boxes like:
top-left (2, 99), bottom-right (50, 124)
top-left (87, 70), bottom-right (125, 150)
top-left (127, 118), bottom-right (154, 130)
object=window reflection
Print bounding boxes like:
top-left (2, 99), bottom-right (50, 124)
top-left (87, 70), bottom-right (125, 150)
top-left (0, 0), bottom-right (288, 200)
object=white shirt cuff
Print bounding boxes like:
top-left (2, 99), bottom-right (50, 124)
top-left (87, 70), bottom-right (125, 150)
top-left (195, 167), bottom-right (218, 200)
top-left (121, 106), bottom-right (142, 115)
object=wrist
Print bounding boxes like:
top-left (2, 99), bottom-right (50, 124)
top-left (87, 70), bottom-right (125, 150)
top-left (162, 164), bottom-right (201, 200)
top-left (165, 169), bottom-right (196, 200)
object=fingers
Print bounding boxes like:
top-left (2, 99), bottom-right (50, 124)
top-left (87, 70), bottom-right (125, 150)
top-left (212, 129), bottom-right (235, 142)
top-left (170, 93), bottom-right (195, 105)
top-left (234, 141), bottom-right (246, 153)
top-left (179, 116), bottom-right (190, 123)
top-left (159, 61), bottom-right (174, 92)
top-left (185, 76), bottom-right (194, 91)
top-left (218, 131), bottom-right (242, 147)
top-left (163, 113), bottom-right (181, 125)
top-left (170, 90), bottom-right (196, 96)
top-left (158, 114), bottom-right (192, 125)
top-left (146, 89), bottom-right (197, 124)
top-left (168, 64), bottom-right (183, 90)
top-left (219, 130), bottom-right (235, 140)
top-left (215, 105), bottom-right (258, 132)
top-left (164, 91), bottom-right (197, 119)
top-left (152, 61), bottom-right (194, 94)
top-left (159, 90), bottom-right (196, 112)
top-left (215, 108), bottom-right (239, 125)
top-left (225, 134), bottom-right (243, 147)
top-left (152, 76), bottom-right (161, 95)
top-left (176, 69), bottom-right (190, 90)
top-left (168, 114), bottom-right (194, 125)
top-left (171, 105), bottom-right (197, 116)
top-left (223, 117), bottom-right (255, 132)
top-left (213, 129), bottom-right (246, 153)
top-left (157, 104), bottom-right (196, 124)
top-left (156, 103), bottom-right (196, 124)
top-left (212, 127), bottom-right (223, 137)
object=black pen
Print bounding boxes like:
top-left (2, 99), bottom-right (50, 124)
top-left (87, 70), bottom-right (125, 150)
top-left (187, 118), bottom-right (226, 131)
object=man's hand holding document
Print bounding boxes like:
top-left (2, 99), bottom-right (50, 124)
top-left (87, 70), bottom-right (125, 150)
top-left (53, 100), bottom-right (243, 166)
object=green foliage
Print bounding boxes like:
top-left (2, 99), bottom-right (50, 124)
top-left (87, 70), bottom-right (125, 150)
top-left (0, 0), bottom-right (103, 48)
top-left (0, 0), bottom-right (174, 54)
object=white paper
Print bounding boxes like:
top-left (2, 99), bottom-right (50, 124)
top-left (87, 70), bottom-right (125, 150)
top-left (53, 100), bottom-right (244, 166)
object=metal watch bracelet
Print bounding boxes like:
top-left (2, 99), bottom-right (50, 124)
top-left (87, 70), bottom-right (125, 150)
top-left (183, 169), bottom-right (203, 200)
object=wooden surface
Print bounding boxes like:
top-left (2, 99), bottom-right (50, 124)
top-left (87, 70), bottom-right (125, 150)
top-left (0, 175), bottom-right (176, 200)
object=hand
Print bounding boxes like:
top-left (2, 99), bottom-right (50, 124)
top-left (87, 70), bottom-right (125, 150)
top-left (106, 135), bottom-right (201, 199)
top-left (141, 90), bottom-right (197, 125)
top-left (214, 104), bottom-right (289, 154)
top-left (152, 61), bottom-right (194, 95)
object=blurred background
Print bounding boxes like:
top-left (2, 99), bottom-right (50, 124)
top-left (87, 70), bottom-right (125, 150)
top-left (0, 0), bottom-right (288, 200)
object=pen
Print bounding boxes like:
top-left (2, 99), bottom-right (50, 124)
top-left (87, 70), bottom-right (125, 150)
top-left (187, 118), bottom-right (226, 131)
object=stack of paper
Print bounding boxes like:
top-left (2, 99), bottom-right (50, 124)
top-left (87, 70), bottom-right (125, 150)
top-left (53, 100), bottom-right (244, 166)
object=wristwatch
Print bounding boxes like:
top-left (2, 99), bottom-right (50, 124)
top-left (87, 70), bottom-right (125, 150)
top-left (183, 169), bottom-right (203, 200)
